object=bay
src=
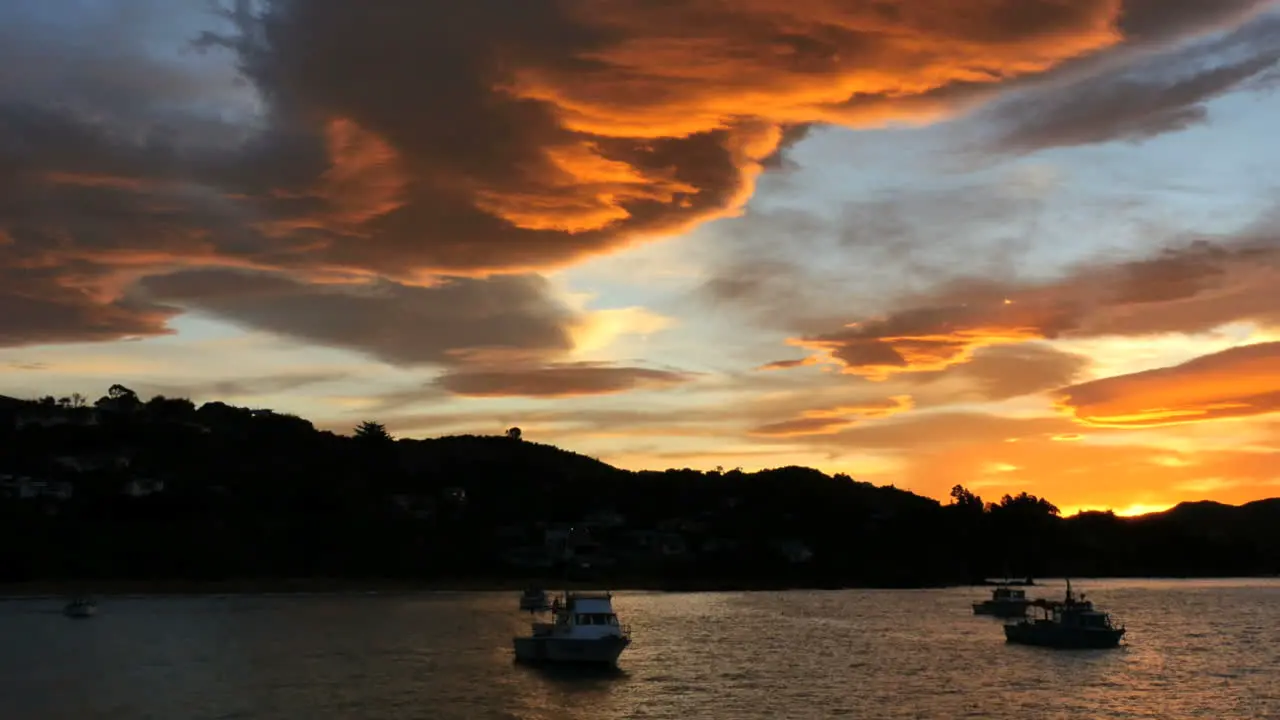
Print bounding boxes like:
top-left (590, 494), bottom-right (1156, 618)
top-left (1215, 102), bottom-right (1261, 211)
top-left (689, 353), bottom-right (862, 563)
top-left (2, 579), bottom-right (1277, 719)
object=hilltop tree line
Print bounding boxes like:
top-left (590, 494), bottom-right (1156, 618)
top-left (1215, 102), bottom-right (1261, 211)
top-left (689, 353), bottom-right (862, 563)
top-left (0, 387), bottom-right (1277, 587)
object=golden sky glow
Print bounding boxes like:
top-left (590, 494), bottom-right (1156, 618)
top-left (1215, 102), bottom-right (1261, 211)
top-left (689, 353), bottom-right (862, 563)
top-left (2, 0), bottom-right (1280, 515)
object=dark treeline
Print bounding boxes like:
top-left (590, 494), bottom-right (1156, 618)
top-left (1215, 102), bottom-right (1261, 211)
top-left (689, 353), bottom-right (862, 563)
top-left (1, 387), bottom-right (1278, 589)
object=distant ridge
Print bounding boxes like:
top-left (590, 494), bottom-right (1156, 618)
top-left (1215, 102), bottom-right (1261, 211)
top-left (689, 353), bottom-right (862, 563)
top-left (1, 387), bottom-right (1277, 588)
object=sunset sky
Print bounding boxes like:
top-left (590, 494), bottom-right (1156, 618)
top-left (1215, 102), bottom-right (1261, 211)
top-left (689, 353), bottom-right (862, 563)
top-left (2, 0), bottom-right (1280, 515)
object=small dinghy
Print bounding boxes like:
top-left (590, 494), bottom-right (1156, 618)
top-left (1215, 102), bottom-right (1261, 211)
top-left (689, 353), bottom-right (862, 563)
top-left (63, 596), bottom-right (97, 618)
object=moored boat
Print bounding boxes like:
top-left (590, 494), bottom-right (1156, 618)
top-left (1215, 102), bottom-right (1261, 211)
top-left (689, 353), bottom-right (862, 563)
top-left (63, 596), bottom-right (97, 618)
top-left (519, 587), bottom-right (551, 612)
top-left (1004, 581), bottom-right (1124, 649)
top-left (513, 591), bottom-right (631, 666)
top-left (973, 584), bottom-right (1031, 618)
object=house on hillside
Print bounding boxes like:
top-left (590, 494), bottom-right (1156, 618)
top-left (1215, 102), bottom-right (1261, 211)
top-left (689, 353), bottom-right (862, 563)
top-left (0, 476), bottom-right (73, 501)
top-left (700, 537), bottom-right (740, 554)
top-left (54, 451), bottom-right (132, 473)
top-left (583, 508), bottom-right (626, 530)
top-left (44, 481), bottom-right (74, 500)
top-left (122, 478), bottom-right (165, 497)
top-left (626, 529), bottom-right (688, 557)
top-left (14, 406), bottom-right (99, 429)
top-left (542, 523), bottom-right (574, 557)
top-left (774, 539), bottom-right (814, 564)
top-left (388, 493), bottom-right (437, 520)
top-left (502, 545), bottom-right (555, 569)
top-left (0, 475), bottom-right (38, 499)
top-left (540, 523), bottom-right (613, 565)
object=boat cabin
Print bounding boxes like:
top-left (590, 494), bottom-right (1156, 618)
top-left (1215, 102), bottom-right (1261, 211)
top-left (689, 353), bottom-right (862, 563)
top-left (545, 591), bottom-right (628, 639)
top-left (992, 587), bottom-right (1026, 602)
top-left (1027, 588), bottom-right (1119, 630)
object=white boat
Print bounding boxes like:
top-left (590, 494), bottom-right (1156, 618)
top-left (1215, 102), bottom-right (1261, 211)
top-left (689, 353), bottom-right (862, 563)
top-left (973, 584), bottom-right (1031, 618)
top-left (513, 591), bottom-right (631, 666)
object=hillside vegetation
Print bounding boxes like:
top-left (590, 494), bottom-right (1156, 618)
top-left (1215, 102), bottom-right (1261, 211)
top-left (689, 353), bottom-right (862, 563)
top-left (2, 388), bottom-right (1277, 589)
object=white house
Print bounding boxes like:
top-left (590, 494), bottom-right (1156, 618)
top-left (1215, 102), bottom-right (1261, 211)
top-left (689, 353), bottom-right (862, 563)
top-left (44, 481), bottom-right (74, 500)
top-left (0, 476), bottom-right (72, 500)
top-left (123, 479), bottom-right (165, 497)
top-left (775, 539), bottom-right (814, 564)
top-left (0, 475), bottom-right (37, 499)
top-left (583, 508), bottom-right (626, 529)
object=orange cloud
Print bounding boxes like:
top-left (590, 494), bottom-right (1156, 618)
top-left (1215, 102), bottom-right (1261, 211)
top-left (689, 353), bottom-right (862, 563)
top-left (769, 300), bottom-right (1071, 379)
top-left (472, 141), bottom-right (700, 234)
top-left (751, 394), bottom-right (913, 436)
top-left (40, 173), bottom-right (160, 191)
top-left (257, 117), bottom-right (408, 237)
top-left (198, 0), bottom-right (1142, 278)
top-left (766, 237), bottom-right (1280, 381)
top-left (510, 0), bottom-right (1124, 139)
top-left (0, 0), bottom-right (1268, 354)
top-left (319, 118), bottom-right (409, 227)
top-left (1056, 341), bottom-right (1280, 428)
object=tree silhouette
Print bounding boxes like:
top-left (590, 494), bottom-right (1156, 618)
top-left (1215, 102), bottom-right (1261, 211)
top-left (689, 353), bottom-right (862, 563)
top-left (354, 421), bottom-right (393, 442)
top-left (949, 484), bottom-right (985, 513)
top-left (97, 384), bottom-right (141, 412)
top-left (145, 395), bottom-right (196, 422)
top-left (506, 427), bottom-right (522, 441)
top-left (991, 491), bottom-right (1060, 517)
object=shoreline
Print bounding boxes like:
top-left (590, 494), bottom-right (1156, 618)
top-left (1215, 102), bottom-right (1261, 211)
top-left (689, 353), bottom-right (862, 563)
top-left (2, 574), bottom-right (1274, 599)
top-left (0, 576), bottom-right (959, 598)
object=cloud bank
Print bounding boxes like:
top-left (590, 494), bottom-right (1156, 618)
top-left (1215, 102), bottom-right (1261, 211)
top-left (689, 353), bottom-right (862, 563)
top-left (2, 0), bottom-right (1273, 357)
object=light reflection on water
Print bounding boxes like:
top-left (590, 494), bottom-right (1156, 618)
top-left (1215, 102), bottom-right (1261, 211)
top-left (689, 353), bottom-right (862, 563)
top-left (1, 579), bottom-right (1277, 719)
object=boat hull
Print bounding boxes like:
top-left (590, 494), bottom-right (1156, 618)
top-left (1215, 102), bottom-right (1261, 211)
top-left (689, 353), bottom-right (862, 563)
top-left (64, 605), bottom-right (96, 618)
top-left (973, 601), bottom-right (1029, 618)
top-left (1004, 623), bottom-right (1124, 649)
top-left (513, 636), bottom-right (630, 666)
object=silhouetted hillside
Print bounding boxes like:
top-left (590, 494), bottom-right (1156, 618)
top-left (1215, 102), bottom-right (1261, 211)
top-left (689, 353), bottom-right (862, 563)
top-left (1, 387), bottom-right (1277, 590)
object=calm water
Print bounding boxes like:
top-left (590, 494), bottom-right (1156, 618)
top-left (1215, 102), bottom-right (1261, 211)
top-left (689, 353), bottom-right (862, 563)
top-left (2, 579), bottom-right (1277, 719)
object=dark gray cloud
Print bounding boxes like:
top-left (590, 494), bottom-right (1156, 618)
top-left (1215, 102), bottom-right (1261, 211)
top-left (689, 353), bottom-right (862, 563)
top-left (136, 371), bottom-right (349, 401)
top-left (985, 11), bottom-right (1280, 152)
top-left (1118, 0), bottom-right (1276, 41)
top-left (696, 178), bottom-right (1075, 333)
top-left (434, 362), bottom-right (696, 398)
top-left (136, 269), bottom-right (577, 366)
top-left (908, 343), bottom-right (1092, 402)
top-left (830, 2), bottom-right (1278, 126)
